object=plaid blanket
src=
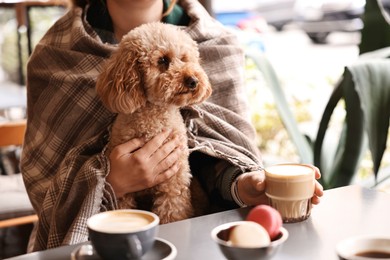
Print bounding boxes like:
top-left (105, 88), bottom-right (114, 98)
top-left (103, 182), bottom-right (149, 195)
top-left (21, 0), bottom-right (262, 251)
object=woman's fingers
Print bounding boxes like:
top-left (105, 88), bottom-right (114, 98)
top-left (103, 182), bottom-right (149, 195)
top-left (110, 137), bottom-right (145, 159)
top-left (152, 161), bottom-right (182, 187)
top-left (151, 135), bottom-right (181, 162)
top-left (152, 142), bottom-right (184, 175)
top-left (311, 195), bottom-right (321, 205)
top-left (315, 168), bottom-right (321, 179)
top-left (312, 181), bottom-right (324, 205)
top-left (107, 130), bottom-right (185, 195)
top-left (303, 164), bottom-right (322, 180)
top-left (139, 129), bottom-right (173, 158)
top-left (141, 146), bottom-right (183, 188)
top-left (315, 181), bottom-right (324, 196)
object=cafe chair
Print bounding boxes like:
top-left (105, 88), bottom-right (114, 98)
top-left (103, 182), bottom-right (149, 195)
top-left (0, 119), bottom-right (38, 258)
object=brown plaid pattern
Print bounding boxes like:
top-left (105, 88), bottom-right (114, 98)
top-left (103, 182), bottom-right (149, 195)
top-left (21, 0), bottom-right (262, 251)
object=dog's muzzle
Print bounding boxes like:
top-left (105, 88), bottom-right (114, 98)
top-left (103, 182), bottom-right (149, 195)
top-left (185, 76), bottom-right (199, 90)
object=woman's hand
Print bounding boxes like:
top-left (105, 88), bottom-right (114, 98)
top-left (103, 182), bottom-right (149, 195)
top-left (235, 170), bottom-right (268, 206)
top-left (311, 167), bottom-right (324, 205)
top-left (236, 166), bottom-right (324, 207)
top-left (106, 130), bottom-right (184, 198)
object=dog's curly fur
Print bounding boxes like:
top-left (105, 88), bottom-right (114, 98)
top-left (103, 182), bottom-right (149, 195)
top-left (96, 22), bottom-right (212, 224)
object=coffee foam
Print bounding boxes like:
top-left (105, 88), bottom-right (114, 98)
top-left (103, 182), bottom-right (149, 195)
top-left (266, 164), bottom-right (313, 176)
top-left (265, 164), bottom-right (314, 182)
top-left (265, 164), bottom-right (315, 201)
top-left (88, 211), bottom-right (158, 233)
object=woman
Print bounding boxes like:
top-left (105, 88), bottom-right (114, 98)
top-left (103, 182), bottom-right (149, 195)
top-left (21, 0), bottom-right (323, 251)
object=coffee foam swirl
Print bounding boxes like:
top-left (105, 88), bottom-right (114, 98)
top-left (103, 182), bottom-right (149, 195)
top-left (88, 210), bottom-right (158, 233)
top-left (266, 164), bottom-right (313, 176)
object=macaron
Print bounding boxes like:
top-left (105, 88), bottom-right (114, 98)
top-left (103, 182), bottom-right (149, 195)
top-left (228, 221), bottom-right (271, 248)
top-left (246, 205), bottom-right (283, 240)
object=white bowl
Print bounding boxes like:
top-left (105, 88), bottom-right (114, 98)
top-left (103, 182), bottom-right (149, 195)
top-left (336, 235), bottom-right (390, 260)
top-left (211, 221), bottom-right (288, 260)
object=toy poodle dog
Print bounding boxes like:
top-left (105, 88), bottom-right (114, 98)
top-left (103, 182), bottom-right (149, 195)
top-left (96, 22), bottom-right (212, 224)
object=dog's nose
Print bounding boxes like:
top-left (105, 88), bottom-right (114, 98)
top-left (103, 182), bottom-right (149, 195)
top-left (185, 76), bottom-right (198, 89)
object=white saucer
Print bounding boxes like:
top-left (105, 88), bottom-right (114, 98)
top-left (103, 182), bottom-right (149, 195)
top-left (71, 237), bottom-right (177, 260)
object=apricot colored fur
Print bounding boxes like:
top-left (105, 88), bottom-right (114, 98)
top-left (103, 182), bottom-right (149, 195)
top-left (96, 22), bottom-right (212, 223)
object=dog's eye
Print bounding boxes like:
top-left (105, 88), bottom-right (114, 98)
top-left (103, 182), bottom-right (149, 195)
top-left (158, 56), bottom-right (170, 69)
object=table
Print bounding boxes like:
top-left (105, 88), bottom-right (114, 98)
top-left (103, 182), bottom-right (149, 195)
top-left (6, 185), bottom-right (390, 260)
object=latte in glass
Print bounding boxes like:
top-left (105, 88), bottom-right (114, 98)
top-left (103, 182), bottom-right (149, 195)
top-left (265, 164), bottom-right (315, 223)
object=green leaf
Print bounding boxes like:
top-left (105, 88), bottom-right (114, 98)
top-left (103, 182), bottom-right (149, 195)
top-left (315, 49), bottom-right (390, 189)
top-left (347, 59), bottom-right (390, 177)
top-left (328, 70), bottom-right (366, 188)
top-left (246, 50), bottom-right (313, 164)
top-left (314, 71), bottom-right (366, 189)
top-left (359, 0), bottom-right (390, 54)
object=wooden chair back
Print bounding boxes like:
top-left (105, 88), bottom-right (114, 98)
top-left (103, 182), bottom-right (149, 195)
top-left (0, 119), bottom-right (38, 228)
top-left (0, 119), bottom-right (27, 147)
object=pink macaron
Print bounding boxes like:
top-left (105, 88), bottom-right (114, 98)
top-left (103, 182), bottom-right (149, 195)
top-left (246, 205), bottom-right (283, 240)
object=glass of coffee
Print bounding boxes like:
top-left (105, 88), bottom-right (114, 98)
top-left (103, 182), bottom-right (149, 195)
top-left (264, 163), bottom-right (315, 223)
top-left (87, 209), bottom-right (159, 260)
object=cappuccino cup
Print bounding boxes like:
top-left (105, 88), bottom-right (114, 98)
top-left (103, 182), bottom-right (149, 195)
top-left (87, 209), bottom-right (159, 260)
top-left (265, 163), bottom-right (315, 223)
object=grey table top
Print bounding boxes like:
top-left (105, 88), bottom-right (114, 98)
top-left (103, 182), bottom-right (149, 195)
top-left (7, 185), bottom-right (390, 260)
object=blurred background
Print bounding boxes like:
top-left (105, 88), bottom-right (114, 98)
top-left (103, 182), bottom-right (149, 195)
top-left (0, 0), bottom-right (389, 191)
top-left (212, 0), bottom-right (390, 191)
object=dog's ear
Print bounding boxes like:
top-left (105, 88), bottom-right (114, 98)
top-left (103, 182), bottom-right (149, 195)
top-left (96, 47), bottom-right (146, 114)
